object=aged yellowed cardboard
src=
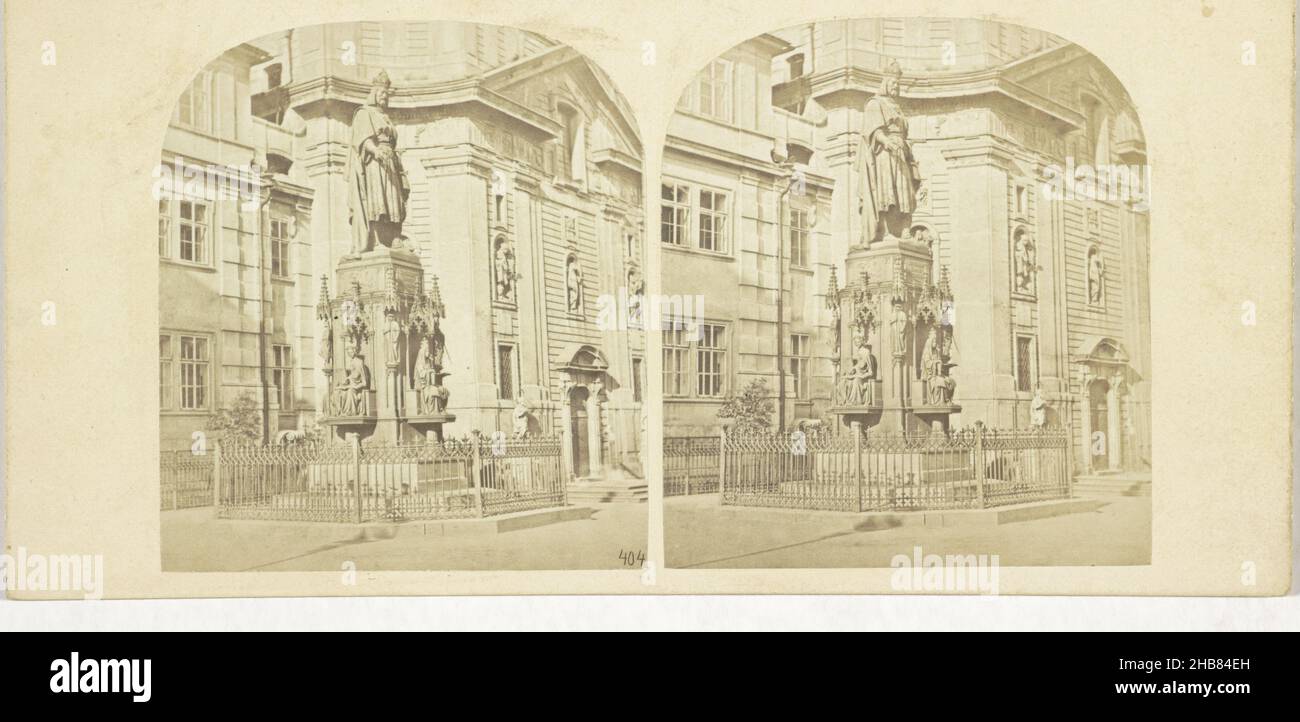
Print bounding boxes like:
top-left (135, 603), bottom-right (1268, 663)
top-left (2, 0), bottom-right (1292, 598)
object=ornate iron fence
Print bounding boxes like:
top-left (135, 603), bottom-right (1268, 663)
top-left (720, 424), bottom-right (1070, 512)
top-left (160, 450), bottom-right (214, 511)
top-left (664, 436), bottom-right (721, 496)
top-left (213, 434), bottom-right (566, 523)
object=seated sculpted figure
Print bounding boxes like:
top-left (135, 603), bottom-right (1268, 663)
top-left (836, 363), bottom-right (861, 406)
top-left (336, 348), bottom-right (370, 416)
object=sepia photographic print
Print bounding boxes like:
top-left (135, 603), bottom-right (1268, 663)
top-left (1, 0), bottom-right (1291, 604)
top-left (661, 18), bottom-right (1152, 572)
top-left (156, 21), bottom-right (649, 572)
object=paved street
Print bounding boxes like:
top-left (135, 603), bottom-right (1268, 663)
top-left (162, 504), bottom-right (648, 572)
top-left (665, 495), bottom-right (1151, 568)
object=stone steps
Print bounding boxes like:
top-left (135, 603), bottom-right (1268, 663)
top-left (566, 480), bottom-right (649, 503)
top-left (1072, 473), bottom-right (1151, 498)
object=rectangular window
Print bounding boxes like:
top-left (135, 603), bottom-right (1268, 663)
top-left (178, 335), bottom-right (210, 410)
top-left (696, 323), bottom-right (726, 397)
top-left (698, 189), bottom-right (728, 253)
top-left (496, 344), bottom-right (515, 400)
top-left (158, 199), bottom-right (171, 258)
top-left (178, 200), bottom-right (209, 264)
top-left (631, 357), bottom-right (644, 404)
top-left (272, 344), bottom-right (292, 410)
top-left (695, 59), bottom-right (733, 122)
top-left (660, 183), bottom-right (690, 246)
top-left (789, 333), bottom-right (810, 398)
top-left (1015, 335), bottom-right (1036, 392)
top-left (269, 218), bottom-right (290, 278)
top-left (662, 320), bottom-right (690, 397)
top-left (177, 72), bottom-right (212, 133)
top-left (159, 334), bottom-right (173, 409)
top-left (789, 208), bottom-right (809, 267)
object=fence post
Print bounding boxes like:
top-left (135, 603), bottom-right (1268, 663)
top-left (211, 441), bottom-right (223, 514)
top-left (851, 421), bottom-right (863, 512)
top-left (349, 433), bottom-right (362, 524)
top-left (718, 426), bottom-right (728, 502)
top-left (1064, 420), bottom-right (1075, 499)
top-left (471, 430), bottom-right (485, 517)
top-left (974, 421), bottom-right (987, 508)
top-left (684, 439), bottom-right (692, 496)
top-left (171, 451), bottom-right (179, 511)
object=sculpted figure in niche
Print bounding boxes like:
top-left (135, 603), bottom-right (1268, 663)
top-left (414, 338), bottom-right (449, 414)
top-left (513, 400), bottom-right (532, 437)
top-left (1031, 386), bottom-right (1048, 428)
top-left (566, 257), bottom-right (584, 313)
top-left (335, 340), bottom-right (371, 416)
top-left (1013, 229), bottom-right (1037, 295)
top-left (494, 238), bottom-right (516, 301)
top-left (1087, 248), bottom-right (1105, 305)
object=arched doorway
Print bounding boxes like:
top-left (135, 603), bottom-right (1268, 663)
top-left (1076, 336), bottom-right (1138, 474)
top-left (1088, 378), bottom-right (1110, 470)
top-left (568, 385), bottom-right (590, 477)
top-left (556, 343), bottom-right (611, 480)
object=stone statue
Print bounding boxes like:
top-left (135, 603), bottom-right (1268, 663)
top-left (1014, 230), bottom-right (1036, 294)
top-left (335, 342), bottom-right (370, 416)
top-left (318, 311), bottom-right (333, 367)
top-left (835, 363), bottom-right (862, 406)
top-left (566, 258), bottom-right (584, 313)
top-left (428, 325), bottom-right (446, 371)
top-left (383, 310), bottom-right (401, 367)
top-left (348, 70), bottom-right (409, 254)
top-left (427, 374), bottom-right (449, 415)
top-left (889, 301), bottom-right (910, 357)
top-left (835, 333), bottom-right (878, 406)
top-left (857, 60), bottom-right (921, 246)
top-left (512, 400), bottom-right (531, 437)
top-left (828, 304), bottom-right (841, 360)
top-left (1031, 387), bottom-right (1047, 428)
top-left (921, 329), bottom-right (954, 405)
top-left (853, 344), bottom-right (878, 405)
top-left (414, 338), bottom-right (448, 414)
top-left (1087, 249), bottom-right (1105, 304)
top-left (627, 268), bottom-right (644, 326)
top-left (494, 239), bottom-right (516, 301)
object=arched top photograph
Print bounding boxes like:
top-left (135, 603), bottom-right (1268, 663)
top-left (156, 21), bottom-right (649, 572)
top-left (659, 17), bottom-right (1151, 572)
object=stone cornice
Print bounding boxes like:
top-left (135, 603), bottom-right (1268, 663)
top-left (939, 137), bottom-right (1021, 171)
top-left (266, 176), bottom-right (315, 204)
top-left (664, 135), bottom-right (834, 190)
top-left (592, 147), bottom-right (642, 177)
top-left (419, 145), bottom-right (496, 180)
top-left (804, 55), bottom-right (1086, 132)
top-left (274, 75), bottom-right (562, 141)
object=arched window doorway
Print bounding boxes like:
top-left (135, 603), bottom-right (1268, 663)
top-left (1088, 378), bottom-right (1110, 470)
top-left (568, 385), bottom-right (591, 477)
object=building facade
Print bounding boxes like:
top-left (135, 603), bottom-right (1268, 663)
top-left (662, 18), bottom-right (1151, 476)
top-left (160, 22), bottom-right (645, 481)
top-left (658, 33), bottom-right (835, 436)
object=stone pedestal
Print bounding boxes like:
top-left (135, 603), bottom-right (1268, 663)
top-left (320, 246), bottom-right (455, 443)
top-left (829, 236), bottom-right (959, 434)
